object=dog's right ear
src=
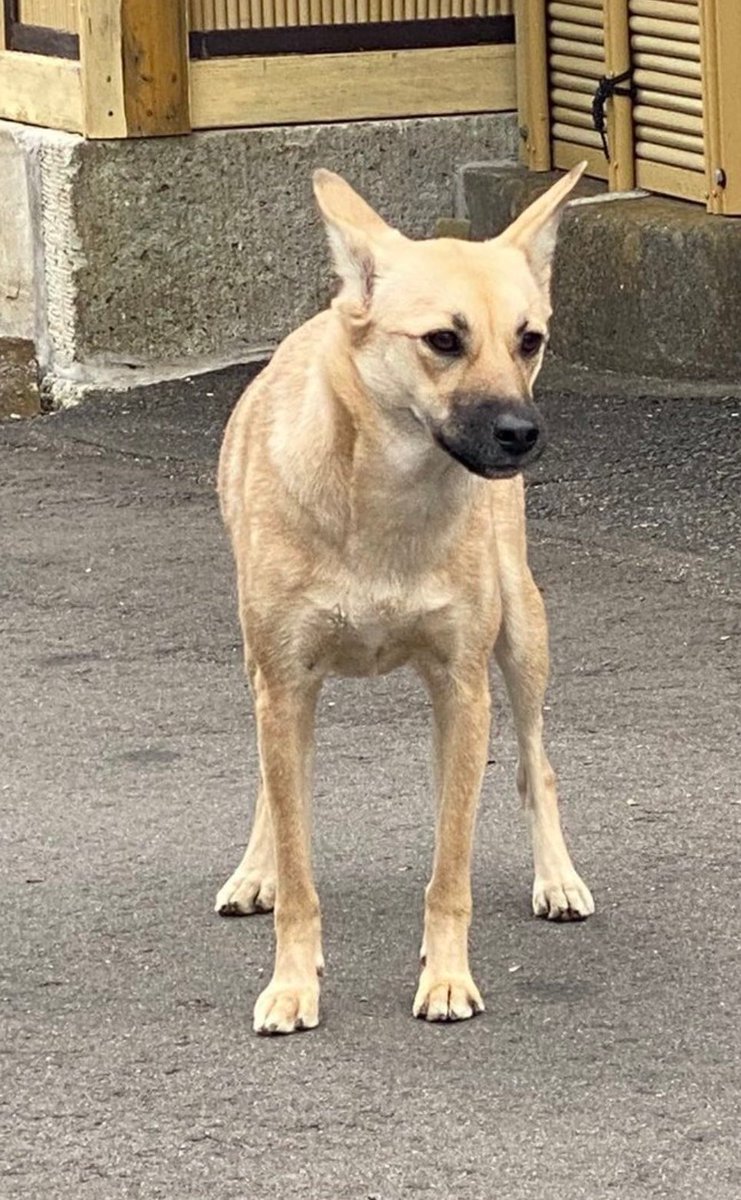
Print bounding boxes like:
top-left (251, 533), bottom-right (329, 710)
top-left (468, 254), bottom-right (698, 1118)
top-left (313, 170), bottom-right (398, 312)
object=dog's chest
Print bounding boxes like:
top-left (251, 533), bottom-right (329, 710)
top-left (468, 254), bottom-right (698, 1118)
top-left (309, 581), bottom-right (450, 677)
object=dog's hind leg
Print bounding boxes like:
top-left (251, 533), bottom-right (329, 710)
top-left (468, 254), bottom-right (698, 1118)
top-left (214, 778), bottom-right (276, 916)
top-left (494, 565), bottom-right (594, 921)
top-left (215, 648), bottom-right (277, 916)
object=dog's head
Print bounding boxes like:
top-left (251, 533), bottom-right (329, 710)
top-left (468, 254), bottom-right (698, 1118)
top-left (313, 164), bottom-right (585, 480)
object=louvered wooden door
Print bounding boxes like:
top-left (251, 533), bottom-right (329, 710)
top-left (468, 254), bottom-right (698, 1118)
top-left (521, 0), bottom-right (741, 213)
top-left (548, 0), bottom-right (608, 179)
top-left (630, 0), bottom-right (704, 202)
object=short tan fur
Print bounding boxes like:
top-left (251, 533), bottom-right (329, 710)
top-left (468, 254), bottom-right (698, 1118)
top-left (215, 163), bottom-right (594, 1034)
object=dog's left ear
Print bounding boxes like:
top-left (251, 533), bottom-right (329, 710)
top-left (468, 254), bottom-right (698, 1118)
top-left (313, 170), bottom-right (400, 311)
top-left (497, 161), bottom-right (586, 296)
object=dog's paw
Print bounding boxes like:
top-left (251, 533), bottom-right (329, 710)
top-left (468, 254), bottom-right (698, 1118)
top-left (253, 981), bottom-right (320, 1035)
top-left (532, 872), bottom-right (594, 921)
top-left (413, 969), bottom-right (485, 1023)
top-left (214, 868), bottom-right (276, 916)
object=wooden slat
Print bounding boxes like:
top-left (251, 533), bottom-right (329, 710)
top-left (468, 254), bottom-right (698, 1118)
top-left (549, 36), bottom-right (603, 59)
top-left (632, 51), bottom-right (701, 78)
top-left (551, 121), bottom-right (601, 147)
top-left (0, 48), bottom-right (82, 130)
top-left (190, 42), bottom-right (515, 127)
top-left (633, 103), bottom-right (702, 135)
top-left (631, 1), bottom-right (698, 22)
top-left (629, 17), bottom-right (699, 43)
top-left (551, 85), bottom-right (592, 108)
top-left (634, 123), bottom-right (703, 153)
top-left (634, 68), bottom-right (701, 97)
top-left (631, 35), bottom-right (698, 61)
top-left (549, 3), bottom-right (603, 27)
top-left (549, 53), bottom-right (604, 79)
top-left (551, 104), bottom-right (592, 128)
top-left (638, 88), bottom-right (700, 114)
top-left (635, 140), bottom-right (703, 170)
top-left (549, 19), bottom-right (603, 45)
top-left (550, 69), bottom-right (595, 92)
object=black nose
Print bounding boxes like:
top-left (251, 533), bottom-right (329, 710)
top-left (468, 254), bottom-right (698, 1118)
top-left (494, 411), bottom-right (540, 457)
top-left (434, 395), bottom-right (545, 479)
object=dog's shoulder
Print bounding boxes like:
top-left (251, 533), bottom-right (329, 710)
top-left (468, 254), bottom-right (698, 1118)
top-left (218, 311), bottom-right (337, 532)
top-left (259, 310), bottom-right (332, 397)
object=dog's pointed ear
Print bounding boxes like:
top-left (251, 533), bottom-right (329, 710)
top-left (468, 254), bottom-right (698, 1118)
top-left (313, 170), bottom-right (398, 309)
top-left (496, 161), bottom-right (586, 295)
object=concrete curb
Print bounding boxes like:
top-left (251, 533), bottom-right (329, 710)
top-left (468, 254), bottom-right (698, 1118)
top-left (25, 351), bottom-right (739, 424)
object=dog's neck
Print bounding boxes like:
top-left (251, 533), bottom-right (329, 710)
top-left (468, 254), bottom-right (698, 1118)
top-left (315, 332), bottom-right (480, 576)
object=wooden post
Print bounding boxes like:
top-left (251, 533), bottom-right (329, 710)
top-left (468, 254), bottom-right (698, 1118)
top-left (79, 1), bottom-right (191, 138)
top-left (515, 0), bottom-right (551, 171)
top-left (604, 0), bottom-right (634, 192)
top-left (700, 0), bottom-right (741, 215)
top-left (514, 0), bottom-right (529, 166)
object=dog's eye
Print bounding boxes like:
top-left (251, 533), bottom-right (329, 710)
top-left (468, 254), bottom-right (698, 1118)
top-left (423, 330), bottom-right (463, 357)
top-left (520, 329), bottom-right (545, 358)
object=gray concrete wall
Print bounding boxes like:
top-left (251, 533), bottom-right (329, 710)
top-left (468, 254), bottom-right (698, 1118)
top-left (0, 114), bottom-right (518, 402)
top-left (0, 133), bottom-right (37, 341)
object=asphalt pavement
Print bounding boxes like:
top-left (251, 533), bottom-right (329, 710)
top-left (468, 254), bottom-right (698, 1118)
top-left (1, 363), bottom-right (739, 1199)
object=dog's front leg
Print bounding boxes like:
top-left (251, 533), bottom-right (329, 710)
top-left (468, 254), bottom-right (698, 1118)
top-left (251, 670), bottom-right (323, 1035)
top-left (414, 661), bottom-right (490, 1022)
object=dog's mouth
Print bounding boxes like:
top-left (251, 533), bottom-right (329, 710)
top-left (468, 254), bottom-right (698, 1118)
top-left (429, 400), bottom-right (544, 480)
top-left (433, 431), bottom-right (524, 480)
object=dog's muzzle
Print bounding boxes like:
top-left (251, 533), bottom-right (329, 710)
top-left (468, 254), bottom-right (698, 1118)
top-left (433, 396), bottom-right (545, 480)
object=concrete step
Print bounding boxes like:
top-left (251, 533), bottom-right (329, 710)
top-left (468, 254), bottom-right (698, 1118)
top-left (460, 165), bottom-right (741, 383)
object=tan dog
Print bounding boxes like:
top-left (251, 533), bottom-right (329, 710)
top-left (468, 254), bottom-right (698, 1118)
top-left (215, 164), bottom-right (594, 1035)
